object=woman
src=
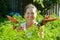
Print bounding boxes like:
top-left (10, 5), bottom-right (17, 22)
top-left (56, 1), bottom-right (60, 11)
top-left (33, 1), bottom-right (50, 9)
top-left (17, 4), bottom-right (38, 31)
top-left (16, 4), bottom-right (57, 31)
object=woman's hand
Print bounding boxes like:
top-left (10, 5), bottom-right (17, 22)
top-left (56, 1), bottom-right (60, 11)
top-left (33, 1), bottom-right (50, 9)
top-left (42, 15), bottom-right (57, 25)
top-left (6, 15), bottom-right (18, 24)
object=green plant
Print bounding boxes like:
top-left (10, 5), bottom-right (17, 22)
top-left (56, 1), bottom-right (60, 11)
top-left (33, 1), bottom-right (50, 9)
top-left (0, 14), bottom-right (60, 40)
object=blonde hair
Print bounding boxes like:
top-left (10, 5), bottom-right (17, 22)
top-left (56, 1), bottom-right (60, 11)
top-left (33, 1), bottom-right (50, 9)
top-left (24, 4), bottom-right (37, 13)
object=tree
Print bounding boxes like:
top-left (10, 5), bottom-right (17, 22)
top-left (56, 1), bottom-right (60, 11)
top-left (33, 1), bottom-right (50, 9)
top-left (33, 0), bottom-right (59, 15)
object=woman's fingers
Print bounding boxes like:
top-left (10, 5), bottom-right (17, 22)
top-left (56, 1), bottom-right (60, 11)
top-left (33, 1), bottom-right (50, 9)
top-left (42, 18), bottom-right (57, 25)
top-left (45, 18), bottom-right (57, 22)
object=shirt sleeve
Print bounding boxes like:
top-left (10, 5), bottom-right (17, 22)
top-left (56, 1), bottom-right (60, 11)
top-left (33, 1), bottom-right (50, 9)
top-left (21, 22), bottom-right (26, 30)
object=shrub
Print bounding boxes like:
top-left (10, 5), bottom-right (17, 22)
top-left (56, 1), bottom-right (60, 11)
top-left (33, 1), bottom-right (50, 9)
top-left (0, 14), bottom-right (60, 40)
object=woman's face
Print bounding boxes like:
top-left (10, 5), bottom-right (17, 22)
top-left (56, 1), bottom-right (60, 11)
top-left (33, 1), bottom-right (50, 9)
top-left (25, 8), bottom-right (37, 21)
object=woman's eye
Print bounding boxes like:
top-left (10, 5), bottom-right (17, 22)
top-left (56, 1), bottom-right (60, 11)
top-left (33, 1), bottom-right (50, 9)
top-left (27, 12), bottom-right (29, 15)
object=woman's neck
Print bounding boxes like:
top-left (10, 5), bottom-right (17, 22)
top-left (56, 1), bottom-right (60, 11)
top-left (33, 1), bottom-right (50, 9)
top-left (26, 19), bottom-right (36, 28)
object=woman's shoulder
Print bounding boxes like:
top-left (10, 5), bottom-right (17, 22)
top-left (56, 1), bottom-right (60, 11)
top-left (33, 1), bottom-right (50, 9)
top-left (21, 22), bottom-right (26, 26)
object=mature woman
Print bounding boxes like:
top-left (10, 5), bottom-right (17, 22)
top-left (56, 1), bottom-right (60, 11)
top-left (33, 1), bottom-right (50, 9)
top-left (17, 4), bottom-right (38, 31)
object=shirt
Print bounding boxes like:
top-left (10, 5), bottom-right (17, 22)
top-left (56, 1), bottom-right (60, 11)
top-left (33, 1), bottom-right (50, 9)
top-left (21, 22), bottom-right (38, 30)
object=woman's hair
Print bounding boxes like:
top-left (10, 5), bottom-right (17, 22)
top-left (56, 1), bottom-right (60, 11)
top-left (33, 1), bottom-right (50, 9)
top-left (24, 4), bottom-right (37, 13)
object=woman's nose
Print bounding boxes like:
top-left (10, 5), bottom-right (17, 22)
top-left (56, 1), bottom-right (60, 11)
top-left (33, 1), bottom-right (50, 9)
top-left (30, 14), bottom-right (31, 17)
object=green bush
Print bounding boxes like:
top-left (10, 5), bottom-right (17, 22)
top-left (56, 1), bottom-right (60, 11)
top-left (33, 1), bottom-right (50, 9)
top-left (0, 14), bottom-right (60, 40)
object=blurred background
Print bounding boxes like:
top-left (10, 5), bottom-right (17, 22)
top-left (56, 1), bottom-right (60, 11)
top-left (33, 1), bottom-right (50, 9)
top-left (0, 0), bottom-right (60, 18)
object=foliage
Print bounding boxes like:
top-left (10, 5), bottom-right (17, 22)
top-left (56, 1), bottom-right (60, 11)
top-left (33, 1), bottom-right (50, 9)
top-left (0, 13), bottom-right (60, 40)
top-left (33, 0), bottom-right (58, 15)
top-left (33, 0), bottom-right (44, 8)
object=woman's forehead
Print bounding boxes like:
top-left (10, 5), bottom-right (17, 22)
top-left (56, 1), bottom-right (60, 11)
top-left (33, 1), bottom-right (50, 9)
top-left (26, 8), bottom-right (36, 13)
